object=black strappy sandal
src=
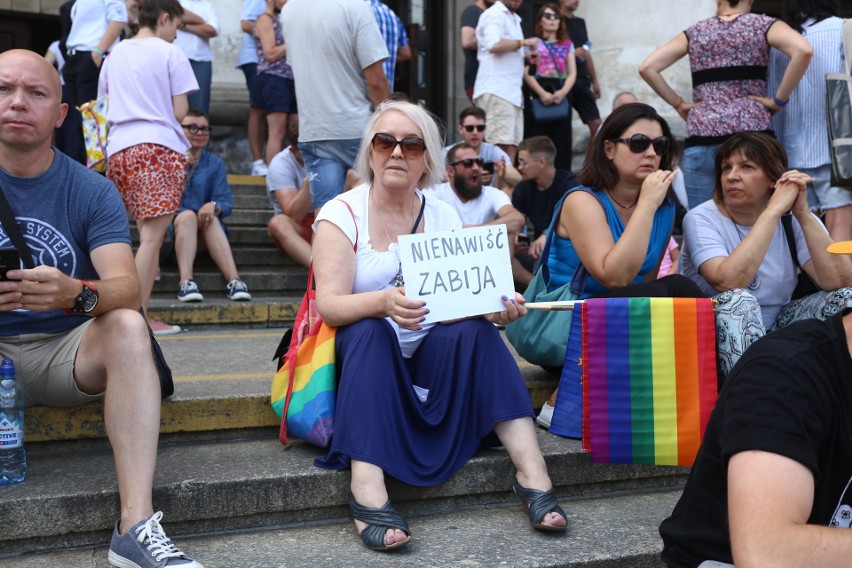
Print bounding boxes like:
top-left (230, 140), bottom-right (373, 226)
top-left (349, 497), bottom-right (412, 551)
top-left (513, 478), bottom-right (567, 531)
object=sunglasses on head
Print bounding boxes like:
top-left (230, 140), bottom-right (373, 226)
top-left (463, 124), bottom-right (486, 133)
top-left (610, 133), bottom-right (669, 155)
top-left (542, 12), bottom-right (560, 20)
top-left (450, 158), bottom-right (484, 169)
top-left (371, 132), bottom-right (426, 158)
top-left (182, 124), bottom-right (211, 135)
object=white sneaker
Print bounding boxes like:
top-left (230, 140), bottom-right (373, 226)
top-left (250, 159), bottom-right (268, 176)
top-left (536, 401), bottom-right (554, 429)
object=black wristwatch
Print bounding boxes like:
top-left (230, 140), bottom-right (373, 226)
top-left (66, 280), bottom-right (99, 314)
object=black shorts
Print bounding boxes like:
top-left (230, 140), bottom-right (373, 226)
top-left (257, 73), bottom-right (297, 114)
top-left (240, 63), bottom-right (263, 109)
top-left (569, 75), bottom-right (600, 124)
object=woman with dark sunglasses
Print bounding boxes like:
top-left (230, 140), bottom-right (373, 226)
top-left (526, 103), bottom-right (704, 431)
top-left (310, 100), bottom-right (567, 552)
top-left (522, 2), bottom-right (576, 171)
top-left (680, 131), bottom-right (852, 378)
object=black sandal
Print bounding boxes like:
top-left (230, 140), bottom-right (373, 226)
top-left (513, 478), bottom-right (567, 531)
top-left (349, 497), bottom-right (412, 551)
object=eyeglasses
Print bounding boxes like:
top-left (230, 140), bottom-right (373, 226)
top-left (182, 124), bottom-right (211, 135)
top-left (610, 134), bottom-right (669, 155)
top-left (463, 124), bottom-right (486, 133)
top-left (371, 132), bottom-right (426, 159)
top-left (542, 12), bottom-right (560, 20)
top-left (450, 158), bottom-right (484, 169)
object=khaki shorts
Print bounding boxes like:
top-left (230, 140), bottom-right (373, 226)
top-left (0, 320), bottom-right (103, 407)
top-left (474, 93), bottom-right (524, 146)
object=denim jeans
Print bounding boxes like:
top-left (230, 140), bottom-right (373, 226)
top-left (188, 60), bottom-right (212, 114)
top-left (300, 139), bottom-right (362, 209)
top-left (682, 144), bottom-right (719, 209)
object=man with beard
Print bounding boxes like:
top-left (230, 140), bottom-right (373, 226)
top-left (426, 143), bottom-right (525, 280)
top-left (442, 106), bottom-right (521, 193)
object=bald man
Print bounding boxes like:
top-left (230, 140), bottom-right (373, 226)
top-left (0, 50), bottom-right (203, 568)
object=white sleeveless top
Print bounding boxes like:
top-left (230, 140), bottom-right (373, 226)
top-left (314, 183), bottom-right (462, 357)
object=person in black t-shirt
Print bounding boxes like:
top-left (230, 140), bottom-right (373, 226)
top-left (558, 0), bottom-right (601, 140)
top-left (459, 0), bottom-right (494, 102)
top-left (511, 136), bottom-right (578, 286)
top-left (660, 308), bottom-right (852, 567)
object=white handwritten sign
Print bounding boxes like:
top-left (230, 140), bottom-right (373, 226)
top-left (398, 224), bottom-right (515, 323)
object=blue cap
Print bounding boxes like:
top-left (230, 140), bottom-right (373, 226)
top-left (0, 359), bottom-right (14, 376)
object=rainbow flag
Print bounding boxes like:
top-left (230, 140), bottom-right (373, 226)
top-left (581, 297), bottom-right (717, 466)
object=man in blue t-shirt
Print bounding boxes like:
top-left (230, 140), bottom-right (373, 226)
top-left (173, 109), bottom-right (251, 303)
top-left (0, 50), bottom-right (203, 568)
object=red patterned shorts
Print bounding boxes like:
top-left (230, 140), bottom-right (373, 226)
top-left (107, 143), bottom-right (187, 220)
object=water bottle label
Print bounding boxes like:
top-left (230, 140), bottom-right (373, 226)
top-left (0, 417), bottom-right (23, 450)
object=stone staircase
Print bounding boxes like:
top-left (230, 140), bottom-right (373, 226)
top-left (0, 177), bottom-right (686, 566)
top-left (145, 175), bottom-right (306, 329)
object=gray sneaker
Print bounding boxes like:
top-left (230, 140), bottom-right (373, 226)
top-left (226, 278), bottom-right (252, 301)
top-left (108, 511), bottom-right (203, 568)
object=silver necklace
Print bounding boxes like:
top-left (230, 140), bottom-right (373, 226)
top-left (372, 190), bottom-right (405, 287)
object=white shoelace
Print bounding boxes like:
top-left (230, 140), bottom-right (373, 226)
top-left (134, 512), bottom-right (186, 562)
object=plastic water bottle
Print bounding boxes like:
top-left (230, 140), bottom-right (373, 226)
top-left (0, 359), bottom-right (26, 485)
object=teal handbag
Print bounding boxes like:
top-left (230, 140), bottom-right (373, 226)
top-left (506, 192), bottom-right (588, 368)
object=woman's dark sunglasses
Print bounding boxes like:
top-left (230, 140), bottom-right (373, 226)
top-left (610, 134), bottom-right (669, 155)
top-left (371, 132), bottom-right (426, 158)
top-left (542, 12), bottom-right (560, 20)
top-left (463, 124), bottom-right (486, 133)
top-left (450, 158), bottom-right (484, 168)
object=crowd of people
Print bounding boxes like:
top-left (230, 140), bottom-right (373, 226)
top-left (3, 0), bottom-right (852, 565)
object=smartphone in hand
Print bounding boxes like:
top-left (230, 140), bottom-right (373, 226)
top-left (0, 248), bottom-right (21, 281)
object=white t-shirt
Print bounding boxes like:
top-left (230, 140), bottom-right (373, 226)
top-left (266, 147), bottom-right (307, 215)
top-left (174, 0), bottom-right (220, 62)
top-left (281, 0), bottom-right (389, 142)
top-left (424, 182), bottom-right (510, 226)
top-left (98, 38), bottom-right (199, 156)
top-left (680, 200), bottom-right (815, 328)
top-left (473, 1), bottom-right (524, 106)
top-left (314, 183), bottom-right (463, 357)
top-left (66, 0), bottom-right (128, 53)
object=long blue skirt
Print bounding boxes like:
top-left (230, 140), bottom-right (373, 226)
top-left (315, 318), bottom-right (534, 486)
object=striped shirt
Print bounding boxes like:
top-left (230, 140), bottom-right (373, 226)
top-left (769, 16), bottom-right (846, 168)
top-left (367, 0), bottom-right (410, 88)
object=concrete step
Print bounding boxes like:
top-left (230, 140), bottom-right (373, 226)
top-left (0, 429), bottom-right (686, 554)
top-left (0, 487), bottom-right (681, 567)
top-left (151, 270), bottom-right (308, 299)
top-left (232, 193), bottom-right (272, 209)
top-left (159, 246), bottom-right (296, 268)
top-left (23, 327), bottom-right (561, 442)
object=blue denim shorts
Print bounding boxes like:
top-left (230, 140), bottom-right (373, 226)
top-left (801, 163), bottom-right (852, 212)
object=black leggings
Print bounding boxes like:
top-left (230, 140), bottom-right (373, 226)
top-left (592, 274), bottom-right (706, 299)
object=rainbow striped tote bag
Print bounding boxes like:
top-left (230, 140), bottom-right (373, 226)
top-left (271, 267), bottom-right (337, 448)
top-left (580, 297), bottom-right (717, 466)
